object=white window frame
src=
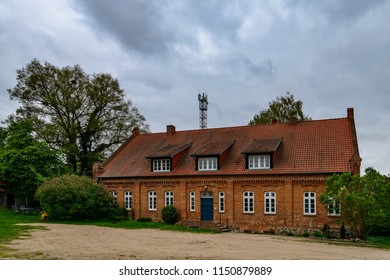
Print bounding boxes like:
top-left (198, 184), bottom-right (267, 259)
top-left (304, 192), bottom-right (316, 215)
top-left (152, 158), bottom-right (171, 172)
top-left (110, 191), bottom-right (117, 206)
top-left (198, 157), bottom-right (218, 171)
top-left (243, 191), bottom-right (254, 214)
top-left (124, 191), bottom-right (132, 210)
top-left (327, 197), bottom-right (341, 216)
top-left (165, 191), bottom-right (174, 206)
top-left (248, 154), bottom-right (271, 170)
top-left (148, 191), bottom-right (157, 211)
top-left (219, 192), bottom-right (225, 213)
top-left (189, 191), bottom-right (196, 212)
top-left (264, 192), bottom-right (276, 214)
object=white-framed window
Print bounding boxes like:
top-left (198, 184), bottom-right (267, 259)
top-left (248, 154), bottom-right (271, 169)
top-left (219, 192), bottom-right (225, 213)
top-left (264, 192), bottom-right (276, 214)
top-left (243, 191), bottom-right (254, 213)
top-left (110, 191), bottom-right (117, 206)
top-left (152, 159), bottom-right (171, 172)
top-left (124, 191), bottom-right (132, 210)
top-left (148, 191), bottom-right (157, 211)
top-left (327, 197), bottom-right (341, 216)
top-left (165, 191), bottom-right (174, 206)
top-left (198, 157), bottom-right (218, 171)
top-left (189, 191), bottom-right (195, 212)
top-left (304, 192), bottom-right (316, 215)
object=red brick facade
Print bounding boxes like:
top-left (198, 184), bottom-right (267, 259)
top-left (95, 108), bottom-right (361, 233)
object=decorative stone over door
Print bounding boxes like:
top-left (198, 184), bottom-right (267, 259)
top-left (201, 191), bottom-right (213, 221)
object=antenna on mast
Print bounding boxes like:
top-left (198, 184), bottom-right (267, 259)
top-left (198, 92), bottom-right (208, 129)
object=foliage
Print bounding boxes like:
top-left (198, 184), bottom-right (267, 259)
top-left (340, 224), bottom-right (346, 239)
top-left (322, 224), bottom-right (331, 239)
top-left (249, 92), bottom-right (311, 125)
top-left (320, 167), bottom-right (390, 240)
top-left (7, 58), bottom-right (149, 175)
top-left (137, 217), bottom-right (152, 222)
top-left (0, 119), bottom-right (64, 203)
top-left (35, 175), bottom-right (112, 221)
top-left (108, 207), bottom-right (128, 222)
top-left (161, 205), bottom-right (180, 225)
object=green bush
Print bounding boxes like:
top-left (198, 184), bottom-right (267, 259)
top-left (137, 217), bottom-right (152, 222)
top-left (322, 223), bottom-right (331, 239)
top-left (302, 231), bottom-right (310, 237)
top-left (108, 207), bottom-right (128, 222)
top-left (161, 205), bottom-right (180, 225)
top-left (35, 175), bottom-right (112, 221)
top-left (340, 224), bottom-right (346, 239)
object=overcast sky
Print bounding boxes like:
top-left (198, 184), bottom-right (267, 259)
top-left (1, 0), bottom-right (389, 175)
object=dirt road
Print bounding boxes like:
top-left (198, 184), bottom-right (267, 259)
top-left (7, 223), bottom-right (390, 259)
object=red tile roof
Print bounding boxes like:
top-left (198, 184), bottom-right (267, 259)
top-left (99, 110), bottom-right (359, 178)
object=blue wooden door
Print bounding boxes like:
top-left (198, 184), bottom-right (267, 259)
top-left (201, 197), bottom-right (213, 221)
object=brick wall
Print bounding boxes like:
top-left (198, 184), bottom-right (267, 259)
top-left (101, 174), bottom-right (341, 233)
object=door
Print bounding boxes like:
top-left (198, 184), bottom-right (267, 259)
top-left (201, 191), bottom-right (214, 221)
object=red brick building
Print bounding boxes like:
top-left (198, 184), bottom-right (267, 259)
top-left (94, 108), bottom-right (361, 233)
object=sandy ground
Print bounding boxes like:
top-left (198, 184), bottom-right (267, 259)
top-left (6, 223), bottom-right (390, 260)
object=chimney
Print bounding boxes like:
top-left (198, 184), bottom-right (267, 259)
top-left (347, 108), bottom-right (354, 119)
top-left (167, 124), bottom-right (176, 135)
top-left (132, 127), bottom-right (140, 136)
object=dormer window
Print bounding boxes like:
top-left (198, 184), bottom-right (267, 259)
top-left (198, 157), bottom-right (218, 171)
top-left (152, 158), bottom-right (171, 172)
top-left (242, 138), bottom-right (282, 170)
top-left (248, 154), bottom-right (271, 170)
top-left (146, 143), bottom-right (192, 173)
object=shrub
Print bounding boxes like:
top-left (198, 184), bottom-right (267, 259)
top-left (161, 205), bottom-right (180, 225)
top-left (35, 175), bottom-right (112, 221)
top-left (340, 224), bottom-right (346, 239)
top-left (302, 231), bottom-right (310, 237)
top-left (108, 207), bottom-right (128, 222)
top-left (137, 217), bottom-right (152, 222)
top-left (322, 223), bottom-right (331, 239)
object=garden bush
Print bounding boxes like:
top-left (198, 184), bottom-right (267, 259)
top-left (161, 205), bottom-right (180, 225)
top-left (137, 217), bottom-right (152, 222)
top-left (35, 175), bottom-right (112, 221)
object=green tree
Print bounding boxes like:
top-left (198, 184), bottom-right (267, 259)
top-left (0, 119), bottom-right (64, 206)
top-left (249, 92), bottom-right (311, 125)
top-left (320, 168), bottom-right (390, 239)
top-left (7, 59), bottom-right (149, 175)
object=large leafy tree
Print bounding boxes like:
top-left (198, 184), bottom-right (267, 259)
top-left (0, 119), bottom-right (64, 206)
top-left (249, 92), bottom-right (311, 125)
top-left (320, 168), bottom-right (390, 239)
top-left (7, 59), bottom-right (149, 175)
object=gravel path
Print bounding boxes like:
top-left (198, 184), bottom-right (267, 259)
top-left (7, 223), bottom-right (390, 260)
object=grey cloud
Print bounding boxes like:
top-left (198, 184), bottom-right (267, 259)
top-left (76, 0), bottom-right (173, 54)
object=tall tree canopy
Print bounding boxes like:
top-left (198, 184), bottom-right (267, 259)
top-left (7, 59), bottom-right (149, 175)
top-left (249, 92), bottom-right (311, 125)
top-left (0, 119), bottom-right (64, 205)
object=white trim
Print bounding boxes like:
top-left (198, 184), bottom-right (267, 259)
top-left (165, 191), bottom-right (174, 206)
top-left (303, 192), bottom-right (316, 215)
top-left (264, 191), bottom-right (276, 214)
top-left (243, 191), bottom-right (254, 213)
top-left (248, 154), bottom-right (271, 170)
top-left (198, 157), bottom-right (218, 171)
top-left (152, 159), bottom-right (171, 172)
top-left (148, 191), bottom-right (157, 211)
top-left (219, 192), bottom-right (225, 213)
top-left (124, 191), bottom-right (132, 210)
top-left (189, 191), bottom-right (196, 212)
